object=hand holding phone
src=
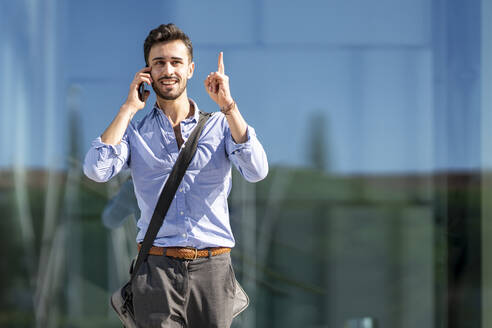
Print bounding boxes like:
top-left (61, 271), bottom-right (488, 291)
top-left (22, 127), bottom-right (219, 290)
top-left (124, 66), bottom-right (151, 112)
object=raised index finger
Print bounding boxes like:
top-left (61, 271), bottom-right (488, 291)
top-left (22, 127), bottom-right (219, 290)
top-left (218, 52), bottom-right (225, 74)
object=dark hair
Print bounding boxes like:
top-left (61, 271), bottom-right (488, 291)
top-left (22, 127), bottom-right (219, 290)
top-left (143, 23), bottom-right (193, 65)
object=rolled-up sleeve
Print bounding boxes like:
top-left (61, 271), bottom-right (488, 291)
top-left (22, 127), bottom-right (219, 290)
top-left (83, 135), bottom-right (130, 182)
top-left (225, 126), bottom-right (268, 183)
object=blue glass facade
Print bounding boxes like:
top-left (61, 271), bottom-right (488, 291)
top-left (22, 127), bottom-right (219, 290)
top-left (1, 0), bottom-right (491, 327)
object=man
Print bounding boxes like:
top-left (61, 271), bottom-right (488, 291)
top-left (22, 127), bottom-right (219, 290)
top-left (83, 23), bottom-right (268, 327)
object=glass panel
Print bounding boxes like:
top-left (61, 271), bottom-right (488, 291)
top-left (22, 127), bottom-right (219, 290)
top-left (0, 0), bottom-right (489, 327)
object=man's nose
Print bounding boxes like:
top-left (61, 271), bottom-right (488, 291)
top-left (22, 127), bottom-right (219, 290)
top-left (163, 62), bottom-right (174, 75)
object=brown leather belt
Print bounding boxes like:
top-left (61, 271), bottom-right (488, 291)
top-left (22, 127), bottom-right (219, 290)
top-left (138, 244), bottom-right (231, 260)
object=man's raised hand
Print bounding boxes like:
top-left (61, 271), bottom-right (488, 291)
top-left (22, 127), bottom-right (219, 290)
top-left (204, 52), bottom-right (234, 109)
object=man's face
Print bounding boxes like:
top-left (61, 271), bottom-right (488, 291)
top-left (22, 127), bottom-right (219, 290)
top-left (148, 40), bottom-right (194, 101)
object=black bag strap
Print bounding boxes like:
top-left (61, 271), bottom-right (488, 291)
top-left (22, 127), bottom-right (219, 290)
top-left (130, 110), bottom-right (212, 281)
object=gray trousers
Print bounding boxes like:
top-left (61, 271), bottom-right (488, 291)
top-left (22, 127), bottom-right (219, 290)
top-left (131, 252), bottom-right (236, 328)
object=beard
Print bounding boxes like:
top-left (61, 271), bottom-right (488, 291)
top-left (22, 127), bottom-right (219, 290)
top-left (151, 77), bottom-right (187, 101)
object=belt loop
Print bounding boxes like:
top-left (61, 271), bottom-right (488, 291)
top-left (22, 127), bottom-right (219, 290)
top-left (207, 248), bottom-right (212, 258)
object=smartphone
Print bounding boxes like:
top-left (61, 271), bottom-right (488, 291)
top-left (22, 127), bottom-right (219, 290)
top-left (138, 82), bottom-right (146, 102)
top-left (138, 65), bottom-right (150, 102)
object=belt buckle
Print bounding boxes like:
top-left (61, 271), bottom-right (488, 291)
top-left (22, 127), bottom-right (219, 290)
top-left (185, 247), bottom-right (198, 260)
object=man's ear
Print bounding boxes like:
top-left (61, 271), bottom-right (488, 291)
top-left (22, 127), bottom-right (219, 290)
top-left (187, 61), bottom-right (195, 79)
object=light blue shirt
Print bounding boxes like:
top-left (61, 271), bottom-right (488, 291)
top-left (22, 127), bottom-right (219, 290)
top-left (83, 99), bottom-right (268, 248)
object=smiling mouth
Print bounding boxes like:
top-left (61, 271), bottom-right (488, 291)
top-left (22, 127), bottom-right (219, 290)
top-left (159, 78), bottom-right (179, 87)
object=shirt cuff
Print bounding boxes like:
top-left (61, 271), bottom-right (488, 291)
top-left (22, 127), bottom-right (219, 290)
top-left (227, 126), bottom-right (254, 155)
top-left (92, 137), bottom-right (124, 157)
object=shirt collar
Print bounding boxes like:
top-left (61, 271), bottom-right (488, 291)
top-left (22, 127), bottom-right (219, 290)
top-left (153, 98), bottom-right (200, 123)
top-left (188, 98), bottom-right (200, 123)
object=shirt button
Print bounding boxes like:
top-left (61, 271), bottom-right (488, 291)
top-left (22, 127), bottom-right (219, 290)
top-left (182, 233), bottom-right (187, 238)
top-left (180, 211), bottom-right (184, 215)
top-left (179, 188), bottom-right (183, 192)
